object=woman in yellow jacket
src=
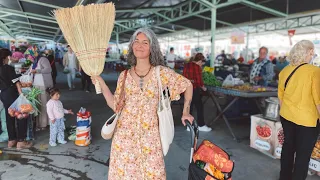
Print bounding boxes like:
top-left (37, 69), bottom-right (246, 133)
top-left (278, 40), bottom-right (320, 180)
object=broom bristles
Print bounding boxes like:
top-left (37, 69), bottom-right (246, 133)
top-left (54, 3), bottom-right (115, 76)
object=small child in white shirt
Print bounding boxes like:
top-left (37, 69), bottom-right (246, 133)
top-left (46, 88), bottom-right (74, 147)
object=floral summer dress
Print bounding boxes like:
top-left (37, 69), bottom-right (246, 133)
top-left (108, 66), bottom-right (191, 180)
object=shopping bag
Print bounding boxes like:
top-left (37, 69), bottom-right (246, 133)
top-left (76, 72), bottom-right (82, 78)
top-left (222, 74), bottom-right (235, 87)
top-left (156, 66), bottom-right (174, 156)
top-left (8, 94), bottom-right (34, 119)
top-left (19, 67), bottom-right (33, 87)
top-left (63, 67), bottom-right (70, 74)
top-left (101, 113), bottom-right (119, 140)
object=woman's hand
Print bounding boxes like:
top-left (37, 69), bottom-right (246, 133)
top-left (181, 113), bottom-right (194, 126)
top-left (91, 76), bottom-right (104, 85)
top-left (31, 69), bottom-right (37, 74)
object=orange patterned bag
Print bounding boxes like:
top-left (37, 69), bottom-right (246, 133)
top-left (193, 140), bottom-right (234, 173)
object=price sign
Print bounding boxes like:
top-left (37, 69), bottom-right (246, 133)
top-left (309, 158), bottom-right (320, 171)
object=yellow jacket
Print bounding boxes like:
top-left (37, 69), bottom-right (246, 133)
top-left (278, 64), bottom-right (320, 127)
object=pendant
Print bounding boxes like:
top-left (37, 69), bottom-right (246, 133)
top-left (139, 78), bottom-right (143, 89)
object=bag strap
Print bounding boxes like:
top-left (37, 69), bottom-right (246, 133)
top-left (116, 70), bottom-right (128, 112)
top-left (156, 66), bottom-right (171, 109)
top-left (284, 63), bottom-right (307, 91)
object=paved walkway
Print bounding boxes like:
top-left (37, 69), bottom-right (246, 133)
top-left (0, 66), bottom-right (318, 180)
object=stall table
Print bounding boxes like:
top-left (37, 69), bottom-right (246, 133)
top-left (206, 86), bottom-right (277, 142)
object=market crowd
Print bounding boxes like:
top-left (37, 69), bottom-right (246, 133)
top-left (0, 45), bottom-right (92, 149)
top-left (0, 30), bottom-right (319, 180)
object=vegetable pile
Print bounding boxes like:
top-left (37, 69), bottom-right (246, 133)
top-left (8, 104), bottom-right (33, 119)
top-left (202, 72), bottom-right (222, 87)
top-left (24, 87), bottom-right (42, 115)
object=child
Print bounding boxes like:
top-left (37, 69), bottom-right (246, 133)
top-left (46, 88), bottom-right (74, 147)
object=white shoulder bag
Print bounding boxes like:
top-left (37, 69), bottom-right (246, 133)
top-left (156, 66), bottom-right (175, 156)
top-left (101, 70), bottom-right (128, 140)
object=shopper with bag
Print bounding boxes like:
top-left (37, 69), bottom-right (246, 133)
top-left (278, 40), bottom-right (320, 180)
top-left (0, 48), bottom-right (32, 149)
top-left (30, 50), bottom-right (53, 131)
top-left (63, 45), bottom-right (79, 90)
top-left (92, 28), bottom-right (193, 179)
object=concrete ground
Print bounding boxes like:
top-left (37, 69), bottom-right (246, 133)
top-left (0, 65), bottom-right (318, 180)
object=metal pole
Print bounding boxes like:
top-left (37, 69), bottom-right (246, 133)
top-left (210, 0), bottom-right (217, 68)
top-left (245, 27), bottom-right (249, 62)
top-left (116, 32), bottom-right (120, 58)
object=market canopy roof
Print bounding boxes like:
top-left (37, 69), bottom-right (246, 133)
top-left (0, 0), bottom-right (319, 43)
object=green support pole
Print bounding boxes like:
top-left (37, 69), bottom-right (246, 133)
top-left (210, 0), bottom-right (217, 68)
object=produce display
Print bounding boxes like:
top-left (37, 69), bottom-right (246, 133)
top-left (202, 72), bottom-right (222, 87)
top-left (225, 84), bottom-right (277, 92)
top-left (256, 123), bottom-right (272, 140)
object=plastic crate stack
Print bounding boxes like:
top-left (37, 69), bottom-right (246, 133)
top-left (75, 107), bottom-right (91, 147)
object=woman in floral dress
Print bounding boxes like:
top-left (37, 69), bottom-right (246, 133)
top-left (92, 28), bottom-right (194, 180)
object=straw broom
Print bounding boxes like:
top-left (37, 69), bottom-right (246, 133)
top-left (54, 3), bottom-right (115, 94)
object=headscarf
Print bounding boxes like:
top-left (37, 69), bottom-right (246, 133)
top-left (24, 45), bottom-right (39, 62)
top-left (24, 45), bottom-right (39, 69)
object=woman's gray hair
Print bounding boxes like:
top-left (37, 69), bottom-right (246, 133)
top-left (127, 28), bottom-right (165, 66)
top-left (288, 40), bottom-right (314, 66)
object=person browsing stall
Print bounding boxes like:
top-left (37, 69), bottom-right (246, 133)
top-left (278, 40), bottom-right (320, 180)
top-left (250, 47), bottom-right (274, 86)
top-left (183, 53), bottom-right (211, 132)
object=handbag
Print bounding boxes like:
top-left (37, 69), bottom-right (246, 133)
top-left (156, 66), bottom-right (175, 156)
top-left (101, 70), bottom-right (128, 140)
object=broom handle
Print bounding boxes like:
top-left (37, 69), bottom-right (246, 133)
top-left (95, 80), bottom-right (102, 94)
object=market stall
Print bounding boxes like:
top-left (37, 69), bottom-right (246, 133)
top-left (205, 86), bottom-right (277, 141)
top-left (202, 68), bottom-right (277, 139)
top-left (249, 113), bottom-right (320, 178)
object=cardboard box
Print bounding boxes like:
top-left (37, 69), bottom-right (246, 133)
top-left (250, 115), bottom-right (278, 158)
top-left (273, 122), bottom-right (283, 159)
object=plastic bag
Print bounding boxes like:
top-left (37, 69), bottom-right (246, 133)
top-left (8, 94), bottom-right (34, 119)
top-left (222, 74), bottom-right (235, 87)
top-left (19, 67), bottom-right (33, 87)
top-left (75, 107), bottom-right (91, 146)
top-left (63, 67), bottom-right (70, 74)
top-left (76, 72), bottom-right (82, 78)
